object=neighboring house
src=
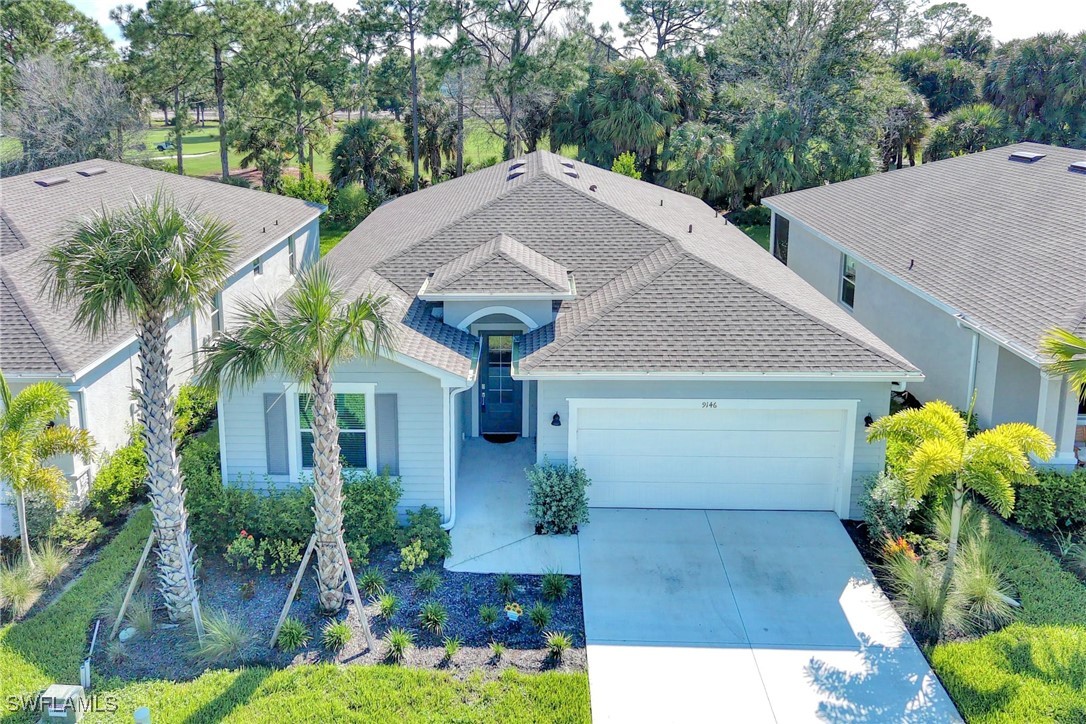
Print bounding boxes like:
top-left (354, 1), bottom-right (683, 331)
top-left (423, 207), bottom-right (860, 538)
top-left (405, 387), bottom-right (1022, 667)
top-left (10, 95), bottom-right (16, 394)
top-left (218, 151), bottom-right (921, 522)
top-left (764, 142), bottom-right (1085, 468)
top-left (0, 160), bottom-right (322, 536)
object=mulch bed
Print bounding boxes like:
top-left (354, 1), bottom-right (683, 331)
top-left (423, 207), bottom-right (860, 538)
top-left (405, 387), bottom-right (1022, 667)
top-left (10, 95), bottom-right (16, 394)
top-left (96, 545), bottom-right (586, 682)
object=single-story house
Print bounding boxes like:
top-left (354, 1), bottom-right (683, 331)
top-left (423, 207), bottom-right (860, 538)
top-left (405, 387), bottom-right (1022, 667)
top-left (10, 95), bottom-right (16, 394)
top-left (217, 151), bottom-right (922, 522)
top-left (0, 160), bottom-right (322, 536)
top-left (764, 142), bottom-right (1085, 468)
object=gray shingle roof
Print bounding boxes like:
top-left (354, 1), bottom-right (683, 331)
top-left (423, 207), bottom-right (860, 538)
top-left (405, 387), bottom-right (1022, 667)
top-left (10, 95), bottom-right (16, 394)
top-left (327, 150), bottom-right (918, 378)
top-left (425, 233), bottom-right (571, 295)
top-left (764, 142), bottom-right (1086, 358)
top-left (1, 160), bottom-right (322, 376)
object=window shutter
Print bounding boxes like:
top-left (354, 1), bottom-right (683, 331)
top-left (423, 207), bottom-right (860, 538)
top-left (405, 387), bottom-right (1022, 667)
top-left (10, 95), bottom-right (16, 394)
top-left (375, 393), bottom-right (399, 476)
top-left (264, 393), bottom-right (289, 475)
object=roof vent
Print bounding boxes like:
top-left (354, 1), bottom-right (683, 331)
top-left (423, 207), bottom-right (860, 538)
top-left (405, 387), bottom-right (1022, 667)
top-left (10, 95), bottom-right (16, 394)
top-left (1068, 161), bottom-right (1086, 175)
top-left (34, 176), bottom-right (69, 188)
top-left (589, 184), bottom-right (597, 192)
top-left (560, 161), bottom-right (574, 168)
top-left (564, 171), bottom-right (579, 179)
top-left (509, 161), bottom-right (526, 171)
top-left (507, 171), bottom-right (525, 181)
top-left (1009, 151), bottom-right (1046, 163)
top-left (77, 167), bottom-right (107, 177)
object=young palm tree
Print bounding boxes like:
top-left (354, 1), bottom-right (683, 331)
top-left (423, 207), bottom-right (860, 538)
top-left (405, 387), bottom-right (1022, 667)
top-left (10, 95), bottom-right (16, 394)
top-left (1041, 328), bottom-right (1086, 399)
top-left (42, 191), bottom-right (234, 621)
top-left (867, 400), bottom-right (1054, 635)
top-left (0, 372), bottom-right (94, 567)
top-left (198, 264), bottom-right (394, 612)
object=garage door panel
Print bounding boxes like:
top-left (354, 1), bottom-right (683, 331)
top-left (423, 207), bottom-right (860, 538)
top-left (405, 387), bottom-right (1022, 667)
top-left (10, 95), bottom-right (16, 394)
top-left (577, 408), bottom-right (843, 433)
top-left (580, 454), bottom-right (840, 488)
top-left (572, 401), bottom-right (850, 513)
top-left (575, 428), bottom-right (842, 459)
top-left (588, 481), bottom-right (838, 511)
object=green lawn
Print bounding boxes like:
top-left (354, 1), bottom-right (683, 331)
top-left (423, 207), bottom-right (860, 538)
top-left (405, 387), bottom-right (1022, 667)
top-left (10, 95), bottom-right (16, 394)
top-left (739, 223), bottom-right (771, 251)
top-left (0, 507), bottom-right (589, 723)
top-left (928, 515), bottom-right (1086, 723)
top-left (320, 221), bottom-right (353, 256)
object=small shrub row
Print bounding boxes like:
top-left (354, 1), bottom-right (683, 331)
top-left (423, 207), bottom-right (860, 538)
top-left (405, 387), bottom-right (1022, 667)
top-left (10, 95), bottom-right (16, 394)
top-left (174, 384), bottom-right (217, 445)
top-left (1012, 468), bottom-right (1086, 532)
top-left (88, 435), bottom-right (147, 523)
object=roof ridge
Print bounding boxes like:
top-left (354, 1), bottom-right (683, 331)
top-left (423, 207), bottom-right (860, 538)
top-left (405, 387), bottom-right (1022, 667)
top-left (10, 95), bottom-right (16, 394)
top-left (519, 242), bottom-right (685, 371)
top-left (492, 241), bottom-right (568, 291)
top-left (682, 249), bottom-right (915, 370)
top-left (373, 174), bottom-right (554, 295)
top-left (0, 270), bottom-right (67, 373)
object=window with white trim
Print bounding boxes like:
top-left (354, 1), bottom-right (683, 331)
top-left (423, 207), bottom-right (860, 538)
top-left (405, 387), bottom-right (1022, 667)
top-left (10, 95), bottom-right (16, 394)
top-left (840, 254), bottom-right (857, 308)
top-left (298, 393), bottom-right (368, 469)
top-left (252, 257), bottom-right (263, 275)
top-left (211, 291), bottom-right (224, 335)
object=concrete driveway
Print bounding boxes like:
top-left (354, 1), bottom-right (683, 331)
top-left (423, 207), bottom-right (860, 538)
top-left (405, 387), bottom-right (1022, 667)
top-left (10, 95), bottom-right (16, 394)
top-left (578, 510), bottom-right (960, 723)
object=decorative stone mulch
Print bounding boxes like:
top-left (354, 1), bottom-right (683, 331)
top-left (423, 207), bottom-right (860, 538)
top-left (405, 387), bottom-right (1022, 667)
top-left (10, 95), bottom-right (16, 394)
top-left (96, 545), bottom-right (586, 681)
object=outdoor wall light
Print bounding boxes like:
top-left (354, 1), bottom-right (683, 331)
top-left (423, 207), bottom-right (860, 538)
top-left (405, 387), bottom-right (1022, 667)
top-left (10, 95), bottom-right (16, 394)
top-left (551, 413), bottom-right (562, 427)
top-left (864, 414), bottom-right (874, 427)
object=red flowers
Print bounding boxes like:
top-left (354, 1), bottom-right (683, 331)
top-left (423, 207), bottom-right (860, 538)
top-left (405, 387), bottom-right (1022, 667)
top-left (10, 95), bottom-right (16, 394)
top-left (239, 530), bottom-right (253, 540)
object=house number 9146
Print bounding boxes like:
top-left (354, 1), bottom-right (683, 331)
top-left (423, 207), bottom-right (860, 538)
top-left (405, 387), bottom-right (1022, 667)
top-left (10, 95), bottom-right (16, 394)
top-left (702, 401), bottom-right (718, 408)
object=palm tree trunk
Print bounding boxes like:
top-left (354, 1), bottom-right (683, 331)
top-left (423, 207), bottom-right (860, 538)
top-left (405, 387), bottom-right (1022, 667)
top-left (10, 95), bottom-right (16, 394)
top-left (173, 87), bottom-right (184, 176)
top-left (456, 65), bottom-right (465, 178)
top-left (214, 44), bottom-right (229, 181)
top-left (410, 31), bottom-right (420, 192)
top-left (137, 311), bottom-right (197, 621)
top-left (15, 491), bottom-right (34, 568)
top-left (310, 367), bottom-right (346, 612)
top-left (934, 484), bottom-right (965, 634)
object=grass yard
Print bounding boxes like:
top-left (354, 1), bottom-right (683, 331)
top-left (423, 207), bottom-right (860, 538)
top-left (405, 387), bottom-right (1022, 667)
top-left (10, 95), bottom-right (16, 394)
top-left (739, 223), bottom-right (771, 251)
top-left (0, 507), bottom-right (589, 723)
top-left (319, 221), bottom-right (353, 255)
top-left (928, 515), bottom-right (1086, 723)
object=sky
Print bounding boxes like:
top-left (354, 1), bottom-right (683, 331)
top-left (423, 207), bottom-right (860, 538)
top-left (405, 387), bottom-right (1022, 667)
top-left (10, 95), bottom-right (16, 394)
top-left (74, 0), bottom-right (1086, 48)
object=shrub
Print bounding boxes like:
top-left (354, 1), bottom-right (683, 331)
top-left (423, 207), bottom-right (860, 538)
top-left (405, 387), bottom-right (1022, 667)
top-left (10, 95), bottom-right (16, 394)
top-left (125, 595), bottom-right (154, 635)
top-left (479, 604), bottom-right (500, 629)
top-left (610, 152), bottom-right (641, 179)
top-left (277, 617), bottom-right (310, 651)
top-left (254, 486), bottom-right (313, 545)
top-left (1014, 468), bottom-right (1086, 531)
top-left (397, 540), bottom-right (428, 572)
top-left (496, 573), bottom-right (518, 600)
top-left (489, 640), bottom-right (506, 660)
top-left (328, 182), bottom-right (372, 227)
top-left (182, 431), bottom-right (255, 555)
top-left (527, 459), bottom-right (590, 534)
top-left (419, 601), bottom-right (448, 635)
top-left (726, 205), bottom-right (771, 226)
top-left (398, 505), bottom-right (451, 563)
top-left (414, 569), bottom-right (441, 594)
top-left (89, 437), bottom-right (147, 522)
top-left (544, 631), bottom-right (572, 659)
top-left (343, 468), bottom-right (402, 550)
top-left (358, 567), bottom-right (385, 597)
top-left (385, 627), bottom-right (414, 662)
top-left (861, 472), bottom-right (918, 545)
top-left (189, 609), bottom-right (253, 665)
top-left (259, 538), bottom-right (302, 575)
top-left (219, 176), bottom-right (252, 188)
top-left (32, 541), bottom-right (71, 585)
top-left (528, 602), bottom-right (552, 629)
top-left (377, 593), bottom-right (399, 619)
top-left (47, 512), bottom-right (102, 550)
top-left (442, 635), bottom-right (462, 661)
top-left (542, 570), bottom-right (570, 601)
top-left (321, 620), bottom-right (353, 651)
top-left (174, 384), bottom-right (217, 444)
top-left (0, 562), bottom-right (42, 619)
top-left (225, 531), bottom-right (264, 572)
top-left (280, 166), bottom-right (332, 205)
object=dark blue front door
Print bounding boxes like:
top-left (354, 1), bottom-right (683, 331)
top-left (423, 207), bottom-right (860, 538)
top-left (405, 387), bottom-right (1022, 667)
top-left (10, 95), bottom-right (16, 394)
top-left (479, 333), bottom-right (521, 435)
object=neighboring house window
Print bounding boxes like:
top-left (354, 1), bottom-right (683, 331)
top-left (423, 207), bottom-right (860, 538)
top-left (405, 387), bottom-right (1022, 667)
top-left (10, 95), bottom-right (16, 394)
top-left (298, 393), bottom-right (368, 469)
top-left (288, 235), bottom-right (297, 275)
top-left (772, 214), bottom-right (789, 264)
top-left (840, 254), bottom-right (857, 308)
top-left (211, 291), bottom-right (224, 335)
top-left (252, 257), bottom-right (263, 275)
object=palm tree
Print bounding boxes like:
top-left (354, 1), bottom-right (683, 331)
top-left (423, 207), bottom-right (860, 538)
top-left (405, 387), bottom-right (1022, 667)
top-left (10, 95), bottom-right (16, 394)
top-left (331, 117), bottom-right (408, 195)
top-left (924, 103), bottom-right (1014, 162)
top-left (42, 191), bottom-right (235, 621)
top-left (1040, 328), bottom-right (1086, 399)
top-left (662, 122), bottom-right (738, 204)
top-left (198, 264), bottom-right (394, 612)
top-left (867, 400), bottom-right (1054, 634)
top-left (0, 372), bottom-right (94, 567)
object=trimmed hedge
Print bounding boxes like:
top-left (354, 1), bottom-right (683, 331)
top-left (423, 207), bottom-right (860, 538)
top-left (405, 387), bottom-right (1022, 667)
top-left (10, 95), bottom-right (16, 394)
top-left (88, 438), bottom-right (147, 523)
top-left (930, 514), bottom-right (1086, 722)
top-left (1013, 468), bottom-right (1086, 532)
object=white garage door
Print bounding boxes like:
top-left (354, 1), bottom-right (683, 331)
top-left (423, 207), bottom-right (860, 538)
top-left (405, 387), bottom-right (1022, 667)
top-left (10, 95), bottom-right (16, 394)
top-left (570, 400), bottom-right (854, 513)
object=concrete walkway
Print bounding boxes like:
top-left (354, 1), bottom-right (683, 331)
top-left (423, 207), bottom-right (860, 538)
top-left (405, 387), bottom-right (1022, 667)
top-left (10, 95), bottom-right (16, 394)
top-left (579, 510), bottom-right (960, 723)
top-left (444, 438), bottom-right (579, 574)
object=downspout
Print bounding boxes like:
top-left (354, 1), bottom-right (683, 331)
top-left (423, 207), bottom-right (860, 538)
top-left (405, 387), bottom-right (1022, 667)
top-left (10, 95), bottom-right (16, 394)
top-left (956, 319), bottom-right (980, 406)
top-left (441, 383), bottom-right (473, 531)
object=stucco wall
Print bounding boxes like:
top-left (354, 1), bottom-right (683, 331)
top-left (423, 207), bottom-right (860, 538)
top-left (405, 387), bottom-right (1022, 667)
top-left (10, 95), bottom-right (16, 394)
top-left (443, 300), bottom-right (554, 329)
top-left (218, 356), bottom-right (447, 515)
top-left (534, 378), bottom-right (891, 519)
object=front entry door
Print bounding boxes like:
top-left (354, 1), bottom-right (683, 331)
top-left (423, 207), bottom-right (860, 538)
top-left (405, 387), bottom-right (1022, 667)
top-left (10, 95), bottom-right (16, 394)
top-left (479, 333), bottom-right (522, 435)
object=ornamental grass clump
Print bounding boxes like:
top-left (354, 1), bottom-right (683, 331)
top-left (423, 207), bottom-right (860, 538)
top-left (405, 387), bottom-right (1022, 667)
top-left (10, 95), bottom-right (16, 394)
top-left (189, 609), bottom-right (254, 665)
top-left (527, 459), bottom-right (590, 534)
top-left (419, 601), bottom-right (449, 635)
top-left (277, 617), bottom-right (310, 651)
top-left (385, 627), bottom-right (414, 662)
top-left (322, 620), bottom-right (353, 651)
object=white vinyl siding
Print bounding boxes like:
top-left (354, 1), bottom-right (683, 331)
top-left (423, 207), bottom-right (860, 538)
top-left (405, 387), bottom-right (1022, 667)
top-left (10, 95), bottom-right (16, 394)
top-left (536, 378), bottom-right (892, 519)
top-left (218, 356), bottom-right (446, 514)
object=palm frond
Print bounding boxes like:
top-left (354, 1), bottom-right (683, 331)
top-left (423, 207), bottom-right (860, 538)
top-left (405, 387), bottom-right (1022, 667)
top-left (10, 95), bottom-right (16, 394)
top-left (0, 382), bottom-right (71, 437)
top-left (32, 425), bottom-right (94, 462)
top-left (906, 437), bottom-right (961, 498)
top-left (867, 399), bottom-right (968, 450)
top-left (1039, 328), bottom-right (1086, 396)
